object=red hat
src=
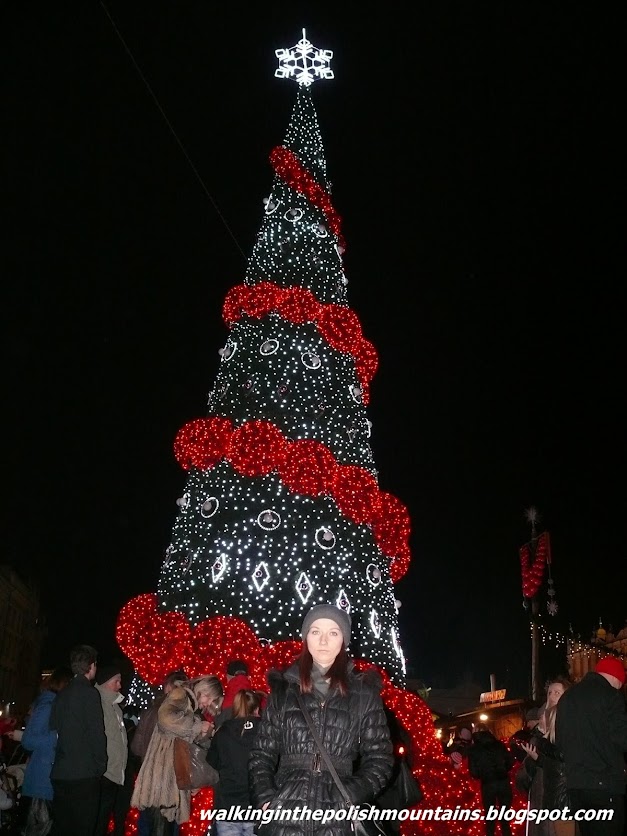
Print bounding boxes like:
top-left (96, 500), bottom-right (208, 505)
top-left (595, 656), bottom-right (626, 685)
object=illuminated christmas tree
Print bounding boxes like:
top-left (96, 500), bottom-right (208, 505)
top-left (116, 30), bottom-right (528, 836)
top-left (118, 30), bottom-right (411, 691)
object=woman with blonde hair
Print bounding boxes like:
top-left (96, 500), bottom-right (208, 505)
top-left (521, 676), bottom-right (573, 836)
top-left (131, 675), bottom-right (223, 835)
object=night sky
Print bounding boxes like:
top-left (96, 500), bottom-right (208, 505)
top-left (5, 5), bottom-right (623, 696)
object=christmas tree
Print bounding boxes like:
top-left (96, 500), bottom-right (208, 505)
top-left (116, 31), bottom-right (523, 836)
top-left (118, 30), bottom-right (411, 691)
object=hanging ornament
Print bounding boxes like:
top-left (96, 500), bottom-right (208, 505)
top-left (211, 556), bottom-right (227, 583)
top-left (263, 196), bottom-right (278, 214)
top-left (200, 497), bottom-right (220, 518)
top-left (315, 527), bottom-right (335, 549)
top-left (260, 338), bottom-right (279, 356)
top-left (285, 207), bottom-right (303, 222)
top-left (349, 384), bottom-right (362, 403)
top-left (218, 340), bottom-right (237, 360)
top-left (176, 493), bottom-right (190, 509)
top-left (366, 564), bottom-right (382, 586)
top-left (257, 510), bottom-right (281, 531)
top-left (301, 351), bottom-right (321, 369)
top-left (519, 531), bottom-right (549, 598)
top-left (370, 610), bottom-right (382, 638)
top-left (252, 561), bottom-right (270, 592)
top-left (544, 533), bottom-right (558, 616)
top-left (296, 571), bottom-right (313, 604)
top-left (336, 589), bottom-right (350, 613)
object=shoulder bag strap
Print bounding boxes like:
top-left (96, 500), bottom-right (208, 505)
top-left (294, 690), bottom-right (351, 806)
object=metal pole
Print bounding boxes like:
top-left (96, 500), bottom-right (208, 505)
top-left (531, 593), bottom-right (541, 702)
top-left (525, 507), bottom-right (542, 702)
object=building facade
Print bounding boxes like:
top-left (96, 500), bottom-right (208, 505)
top-left (0, 565), bottom-right (46, 720)
top-left (567, 621), bottom-right (627, 683)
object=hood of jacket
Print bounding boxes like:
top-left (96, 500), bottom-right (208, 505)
top-left (267, 661), bottom-right (383, 692)
top-left (221, 715), bottom-right (260, 741)
top-left (96, 684), bottom-right (125, 705)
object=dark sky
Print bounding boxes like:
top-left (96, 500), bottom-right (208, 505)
top-left (5, 4), bottom-right (624, 695)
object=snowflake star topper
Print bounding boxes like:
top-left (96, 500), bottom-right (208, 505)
top-left (275, 28), bottom-right (334, 87)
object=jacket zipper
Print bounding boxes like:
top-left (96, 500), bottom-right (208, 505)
top-left (314, 700), bottom-right (326, 772)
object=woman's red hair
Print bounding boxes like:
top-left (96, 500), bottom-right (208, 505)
top-left (298, 645), bottom-right (349, 696)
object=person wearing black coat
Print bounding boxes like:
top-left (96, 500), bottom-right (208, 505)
top-left (521, 705), bottom-right (573, 836)
top-left (49, 644), bottom-right (107, 836)
top-left (468, 727), bottom-right (515, 836)
top-left (249, 604), bottom-right (393, 836)
top-left (206, 689), bottom-right (261, 834)
top-left (556, 658), bottom-right (627, 836)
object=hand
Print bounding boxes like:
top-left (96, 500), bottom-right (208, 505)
top-left (199, 721), bottom-right (212, 736)
top-left (520, 742), bottom-right (538, 760)
top-left (7, 730), bottom-right (23, 742)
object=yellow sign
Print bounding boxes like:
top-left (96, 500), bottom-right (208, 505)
top-left (480, 689), bottom-right (506, 703)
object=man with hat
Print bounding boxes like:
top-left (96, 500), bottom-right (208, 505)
top-left (94, 665), bottom-right (127, 836)
top-left (556, 655), bottom-right (627, 835)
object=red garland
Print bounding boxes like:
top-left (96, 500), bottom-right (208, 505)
top-left (520, 531), bottom-right (549, 598)
top-left (172, 416), bottom-right (232, 470)
top-left (269, 145), bottom-right (346, 249)
top-left (173, 417), bottom-right (412, 580)
top-left (222, 281), bottom-right (377, 404)
top-left (332, 464), bottom-right (381, 525)
top-left (277, 439), bottom-right (337, 496)
top-left (229, 420), bottom-right (287, 476)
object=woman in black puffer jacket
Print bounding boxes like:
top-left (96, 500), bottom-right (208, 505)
top-left (249, 604), bottom-right (393, 836)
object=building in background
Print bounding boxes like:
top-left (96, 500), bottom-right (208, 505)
top-left (0, 565), bottom-right (46, 720)
top-left (567, 620), bottom-right (627, 682)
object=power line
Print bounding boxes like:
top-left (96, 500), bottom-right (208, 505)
top-left (99, 2), bottom-right (247, 260)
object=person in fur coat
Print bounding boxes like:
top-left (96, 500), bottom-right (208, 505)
top-left (130, 676), bottom-right (220, 833)
top-left (249, 604), bottom-right (393, 836)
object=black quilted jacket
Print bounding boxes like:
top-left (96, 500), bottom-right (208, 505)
top-left (249, 663), bottom-right (393, 836)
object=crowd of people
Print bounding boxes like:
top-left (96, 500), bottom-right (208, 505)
top-left (443, 661), bottom-right (627, 836)
top-left (1, 607), bottom-right (626, 836)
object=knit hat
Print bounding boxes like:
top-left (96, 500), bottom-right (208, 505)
top-left (227, 659), bottom-right (249, 677)
top-left (459, 727), bottom-right (472, 741)
top-left (595, 656), bottom-right (626, 685)
top-left (96, 665), bottom-right (121, 686)
top-left (301, 604), bottom-right (351, 647)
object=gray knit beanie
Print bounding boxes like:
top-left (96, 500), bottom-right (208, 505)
top-left (301, 604), bottom-right (351, 647)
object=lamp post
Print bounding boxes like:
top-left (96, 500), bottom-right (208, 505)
top-left (523, 507), bottom-right (544, 702)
